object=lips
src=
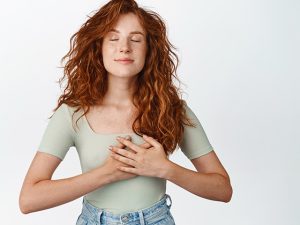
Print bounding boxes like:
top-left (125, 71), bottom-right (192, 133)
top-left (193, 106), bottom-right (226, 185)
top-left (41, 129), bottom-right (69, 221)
top-left (115, 58), bottom-right (134, 64)
top-left (115, 58), bottom-right (134, 62)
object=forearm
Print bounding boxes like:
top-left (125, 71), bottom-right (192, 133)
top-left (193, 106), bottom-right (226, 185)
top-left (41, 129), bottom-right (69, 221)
top-left (20, 166), bottom-right (114, 214)
top-left (161, 161), bottom-right (232, 202)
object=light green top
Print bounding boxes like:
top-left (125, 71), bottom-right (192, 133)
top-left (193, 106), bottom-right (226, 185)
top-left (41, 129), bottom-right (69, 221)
top-left (37, 100), bottom-right (214, 214)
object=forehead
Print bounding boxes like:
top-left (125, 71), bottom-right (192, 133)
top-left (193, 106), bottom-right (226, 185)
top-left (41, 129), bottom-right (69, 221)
top-left (108, 13), bottom-right (145, 35)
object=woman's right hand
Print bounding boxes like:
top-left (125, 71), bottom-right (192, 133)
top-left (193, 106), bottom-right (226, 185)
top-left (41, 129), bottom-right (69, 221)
top-left (102, 135), bottom-right (152, 183)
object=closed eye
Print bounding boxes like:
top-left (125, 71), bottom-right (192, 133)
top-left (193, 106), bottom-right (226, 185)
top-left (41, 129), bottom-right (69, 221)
top-left (109, 39), bottom-right (141, 42)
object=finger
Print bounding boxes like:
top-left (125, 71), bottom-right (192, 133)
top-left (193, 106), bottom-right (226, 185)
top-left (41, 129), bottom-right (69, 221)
top-left (123, 136), bottom-right (137, 153)
top-left (139, 141), bottom-right (152, 149)
top-left (116, 137), bottom-right (143, 153)
top-left (110, 146), bottom-right (138, 161)
top-left (111, 152), bottom-right (137, 167)
top-left (118, 166), bottom-right (138, 174)
top-left (142, 134), bottom-right (161, 149)
top-left (116, 135), bottom-right (131, 148)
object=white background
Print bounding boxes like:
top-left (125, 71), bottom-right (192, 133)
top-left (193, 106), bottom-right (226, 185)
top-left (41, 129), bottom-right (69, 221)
top-left (0, 0), bottom-right (299, 224)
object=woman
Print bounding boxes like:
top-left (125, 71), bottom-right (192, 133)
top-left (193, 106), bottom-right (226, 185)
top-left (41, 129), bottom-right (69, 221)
top-left (19, 0), bottom-right (233, 224)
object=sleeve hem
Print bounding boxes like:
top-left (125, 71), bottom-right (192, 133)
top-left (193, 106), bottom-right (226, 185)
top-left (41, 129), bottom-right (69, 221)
top-left (37, 150), bottom-right (64, 161)
top-left (186, 145), bottom-right (214, 160)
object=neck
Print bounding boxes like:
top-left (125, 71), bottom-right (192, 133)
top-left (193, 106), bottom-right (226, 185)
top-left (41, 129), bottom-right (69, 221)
top-left (102, 73), bottom-right (138, 107)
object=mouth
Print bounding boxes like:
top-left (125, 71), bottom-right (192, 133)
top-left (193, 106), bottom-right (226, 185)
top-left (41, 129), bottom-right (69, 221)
top-left (115, 59), bottom-right (134, 64)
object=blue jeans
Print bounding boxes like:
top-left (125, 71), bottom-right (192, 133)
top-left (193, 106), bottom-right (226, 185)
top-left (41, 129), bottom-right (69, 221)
top-left (76, 193), bottom-right (176, 225)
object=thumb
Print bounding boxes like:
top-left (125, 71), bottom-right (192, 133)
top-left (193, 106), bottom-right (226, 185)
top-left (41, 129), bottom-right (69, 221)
top-left (139, 141), bottom-right (152, 149)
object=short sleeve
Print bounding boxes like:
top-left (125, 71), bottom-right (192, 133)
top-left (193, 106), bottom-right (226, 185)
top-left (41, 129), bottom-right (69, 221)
top-left (179, 101), bottom-right (214, 160)
top-left (37, 103), bottom-right (75, 160)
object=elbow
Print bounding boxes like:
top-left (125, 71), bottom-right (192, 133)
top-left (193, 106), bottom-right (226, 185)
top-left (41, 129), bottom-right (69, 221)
top-left (217, 175), bottom-right (233, 203)
top-left (20, 207), bottom-right (30, 215)
top-left (223, 182), bottom-right (233, 203)
top-left (19, 194), bottom-right (32, 214)
top-left (19, 198), bottom-right (29, 214)
top-left (223, 188), bottom-right (233, 203)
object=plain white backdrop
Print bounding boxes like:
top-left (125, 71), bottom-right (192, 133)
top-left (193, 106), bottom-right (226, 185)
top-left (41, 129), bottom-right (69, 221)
top-left (0, 0), bottom-right (299, 224)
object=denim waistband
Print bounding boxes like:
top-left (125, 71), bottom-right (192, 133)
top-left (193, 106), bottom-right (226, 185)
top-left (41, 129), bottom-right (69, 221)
top-left (80, 193), bottom-right (173, 224)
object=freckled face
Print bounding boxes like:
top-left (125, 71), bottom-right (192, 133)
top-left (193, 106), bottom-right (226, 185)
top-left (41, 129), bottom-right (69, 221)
top-left (102, 13), bottom-right (147, 78)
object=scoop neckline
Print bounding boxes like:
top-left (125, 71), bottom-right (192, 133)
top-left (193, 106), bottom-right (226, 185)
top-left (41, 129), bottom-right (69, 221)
top-left (82, 113), bottom-right (137, 136)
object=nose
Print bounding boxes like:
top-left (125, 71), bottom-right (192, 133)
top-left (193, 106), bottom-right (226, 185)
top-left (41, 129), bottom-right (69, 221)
top-left (119, 39), bottom-right (131, 53)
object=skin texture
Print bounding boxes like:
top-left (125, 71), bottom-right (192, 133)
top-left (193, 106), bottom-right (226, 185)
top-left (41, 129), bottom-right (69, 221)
top-left (110, 135), bottom-right (170, 178)
top-left (19, 12), bottom-right (232, 214)
top-left (102, 13), bottom-right (147, 77)
top-left (112, 135), bottom-right (233, 203)
top-left (101, 12), bottom-right (147, 108)
top-left (101, 14), bottom-right (233, 202)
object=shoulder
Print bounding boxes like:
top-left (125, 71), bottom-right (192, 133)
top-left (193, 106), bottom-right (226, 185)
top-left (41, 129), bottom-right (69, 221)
top-left (182, 100), bottom-right (196, 120)
top-left (52, 103), bottom-right (71, 119)
top-left (181, 99), bottom-right (191, 111)
top-left (57, 103), bottom-right (78, 117)
top-left (50, 103), bottom-right (78, 127)
top-left (58, 103), bottom-right (84, 128)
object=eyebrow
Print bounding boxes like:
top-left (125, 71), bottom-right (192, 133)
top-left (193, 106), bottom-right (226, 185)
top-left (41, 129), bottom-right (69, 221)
top-left (108, 28), bottom-right (145, 36)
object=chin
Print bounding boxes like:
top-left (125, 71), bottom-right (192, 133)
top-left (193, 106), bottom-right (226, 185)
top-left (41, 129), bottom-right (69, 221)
top-left (108, 72), bottom-right (139, 78)
top-left (107, 68), bottom-right (142, 78)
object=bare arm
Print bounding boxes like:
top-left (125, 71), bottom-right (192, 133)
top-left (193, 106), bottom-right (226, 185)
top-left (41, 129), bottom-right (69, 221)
top-left (162, 151), bottom-right (233, 202)
top-left (111, 136), bottom-right (232, 202)
top-left (19, 152), bottom-right (114, 214)
top-left (19, 137), bottom-right (149, 214)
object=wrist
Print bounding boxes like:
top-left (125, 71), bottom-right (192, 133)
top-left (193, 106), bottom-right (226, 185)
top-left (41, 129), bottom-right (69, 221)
top-left (94, 165), bottom-right (115, 185)
top-left (159, 160), bottom-right (175, 180)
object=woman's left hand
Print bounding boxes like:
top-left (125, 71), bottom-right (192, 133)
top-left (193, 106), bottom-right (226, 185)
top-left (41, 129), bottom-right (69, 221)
top-left (109, 134), bottom-right (170, 178)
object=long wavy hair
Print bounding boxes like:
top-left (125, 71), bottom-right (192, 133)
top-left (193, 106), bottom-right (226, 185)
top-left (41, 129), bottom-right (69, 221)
top-left (51, 0), bottom-right (196, 156)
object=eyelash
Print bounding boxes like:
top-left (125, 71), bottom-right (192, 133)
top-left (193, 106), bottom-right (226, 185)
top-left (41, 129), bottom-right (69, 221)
top-left (110, 39), bottom-right (141, 42)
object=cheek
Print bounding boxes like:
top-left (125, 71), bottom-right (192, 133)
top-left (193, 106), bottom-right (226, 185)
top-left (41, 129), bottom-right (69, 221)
top-left (102, 40), bottom-right (115, 52)
top-left (101, 48), bottom-right (113, 70)
top-left (136, 45), bottom-right (147, 59)
top-left (102, 45), bottom-right (114, 61)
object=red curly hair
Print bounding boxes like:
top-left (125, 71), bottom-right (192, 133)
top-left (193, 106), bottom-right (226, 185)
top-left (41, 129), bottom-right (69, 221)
top-left (51, 0), bottom-right (196, 156)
